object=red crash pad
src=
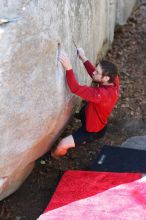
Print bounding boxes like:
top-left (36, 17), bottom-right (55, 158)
top-left (44, 170), bottom-right (141, 212)
top-left (39, 177), bottom-right (146, 220)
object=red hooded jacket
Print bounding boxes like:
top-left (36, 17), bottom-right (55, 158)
top-left (66, 60), bottom-right (120, 132)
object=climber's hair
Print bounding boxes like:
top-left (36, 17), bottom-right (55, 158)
top-left (97, 60), bottom-right (118, 83)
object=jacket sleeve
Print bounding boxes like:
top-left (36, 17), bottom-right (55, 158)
top-left (66, 69), bottom-right (102, 103)
top-left (83, 60), bottom-right (96, 78)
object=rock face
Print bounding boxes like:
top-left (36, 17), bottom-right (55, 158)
top-left (121, 136), bottom-right (146, 150)
top-left (0, 0), bottom-right (137, 200)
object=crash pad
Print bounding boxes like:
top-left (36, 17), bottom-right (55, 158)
top-left (38, 177), bottom-right (146, 220)
top-left (44, 170), bottom-right (141, 212)
top-left (90, 145), bottom-right (146, 172)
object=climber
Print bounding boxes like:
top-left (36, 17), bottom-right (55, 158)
top-left (51, 48), bottom-right (120, 159)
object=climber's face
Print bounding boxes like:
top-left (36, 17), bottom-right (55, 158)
top-left (92, 64), bottom-right (103, 82)
top-left (92, 64), bottom-right (110, 83)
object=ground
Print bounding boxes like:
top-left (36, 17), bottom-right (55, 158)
top-left (0, 1), bottom-right (146, 220)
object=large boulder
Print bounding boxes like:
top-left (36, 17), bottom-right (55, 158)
top-left (0, 0), bottom-right (137, 200)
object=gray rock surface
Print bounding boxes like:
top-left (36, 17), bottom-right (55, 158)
top-left (0, 0), bottom-right (137, 200)
top-left (121, 135), bottom-right (146, 150)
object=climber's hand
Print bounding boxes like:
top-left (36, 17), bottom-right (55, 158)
top-left (77, 48), bottom-right (88, 63)
top-left (59, 52), bottom-right (72, 71)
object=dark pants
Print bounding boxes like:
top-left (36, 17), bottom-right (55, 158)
top-left (72, 103), bottom-right (107, 146)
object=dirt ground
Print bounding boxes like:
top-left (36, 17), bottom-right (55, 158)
top-left (0, 1), bottom-right (146, 220)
